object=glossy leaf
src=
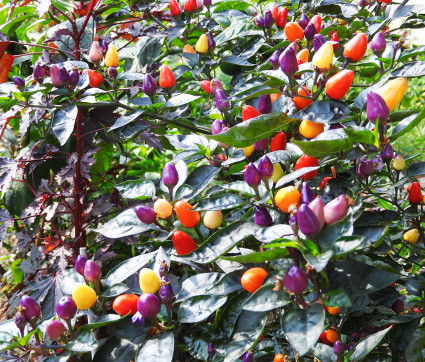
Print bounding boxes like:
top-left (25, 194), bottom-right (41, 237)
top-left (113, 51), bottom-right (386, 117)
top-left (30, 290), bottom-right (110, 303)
top-left (243, 283), bottom-right (291, 312)
top-left (194, 194), bottom-right (244, 211)
top-left (292, 100), bottom-right (350, 123)
top-left (178, 295), bottom-right (227, 323)
top-left (349, 326), bottom-right (392, 360)
top-left (115, 180), bottom-right (155, 199)
top-left (220, 248), bottom-right (288, 263)
top-left (67, 330), bottom-right (98, 352)
top-left (293, 129), bottom-right (352, 157)
top-left (52, 105), bottom-right (78, 146)
top-left (391, 61), bottom-right (425, 78)
top-left (135, 332), bottom-right (174, 362)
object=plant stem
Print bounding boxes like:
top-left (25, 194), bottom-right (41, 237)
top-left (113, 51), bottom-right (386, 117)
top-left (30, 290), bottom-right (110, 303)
top-left (74, 109), bottom-right (85, 250)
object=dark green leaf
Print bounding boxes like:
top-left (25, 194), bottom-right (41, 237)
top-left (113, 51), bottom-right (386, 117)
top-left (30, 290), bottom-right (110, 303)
top-left (293, 129), bottom-right (353, 157)
top-left (323, 289), bottom-right (352, 307)
top-left (292, 100), bottom-right (350, 123)
top-left (348, 326), bottom-right (391, 361)
top-left (221, 55), bottom-right (255, 67)
top-left (102, 283), bottom-right (129, 297)
top-left (333, 235), bottom-right (365, 255)
top-left (93, 336), bottom-right (138, 362)
top-left (182, 221), bottom-right (259, 264)
top-left (407, 162), bottom-right (425, 178)
top-left (405, 327), bottom-right (425, 362)
top-left (209, 113), bottom-right (297, 148)
top-left (94, 209), bottom-right (160, 238)
top-left (115, 180), bottom-right (156, 199)
top-left (182, 165), bottom-right (220, 201)
top-left (223, 310), bottom-right (268, 362)
top-left (194, 194), bottom-right (244, 211)
top-left (52, 105), bottom-right (78, 146)
top-left (344, 126), bottom-right (377, 146)
top-left (67, 330), bottom-right (98, 352)
top-left (178, 295), bottom-right (227, 323)
top-left (220, 248), bottom-right (288, 263)
top-left (166, 94), bottom-right (200, 108)
top-left (182, 53), bottom-right (199, 67)
top-left (281, 304), bottom-right (325, 357)
top-left (243, 284), bottom-right (291, 312)
top-left (105, 250), bottom-right (157, 287)
top-left (398, 46), bottom-right (425, 62)
top-left (213, 1), bottom-right (250, 12)
top-left (109, 111), bottom-right (144, 131)
top-left (303, 250), bottom-right (334, 272)
top-left (78, 314), bottom-right (125, 332)
top-left (312, 343), bottom-right (337, 362)
top-left (318, 213), bottom-right (353, 251)
top-left (184, 336), bottom-right (209, 361)
top-left (328, 261), bottom-right (399, 297)
top-left (135, 332), bottom-right (174, 362)
top-left (275, 166), bottom-right (320, 188)
top-left (391, 61), bottom-right (425, 78)
top-left (253, 224), bottom-right (295, 243)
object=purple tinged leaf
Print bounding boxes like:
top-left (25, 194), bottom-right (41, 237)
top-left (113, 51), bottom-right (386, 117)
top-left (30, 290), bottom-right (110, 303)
top-left (367, 91), bottom-right (389, 124)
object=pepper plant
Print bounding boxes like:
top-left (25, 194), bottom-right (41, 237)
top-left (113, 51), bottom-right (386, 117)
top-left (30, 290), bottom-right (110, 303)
top-left (1, 0), bottom-right (425, 361)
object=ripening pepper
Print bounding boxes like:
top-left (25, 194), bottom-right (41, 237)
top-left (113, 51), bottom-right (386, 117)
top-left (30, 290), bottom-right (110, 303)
top-left (182, 44), bottom-right (196, 54)
top-left (312, 42), bottom-right (334, 71)
top-left (276, 7), bottom-right (288, 28)
top-left (296, 49), bottom-right (309, 64)
top-left (299, 13), bottom-right (310, 29)
top-left (89, 41), bottom-right (103, 62)
top-left (271, 163), bottom-right (284, 183)
top-left (408, 182), bottom-right (423, 204)
top-left (310, 15), bottom-right (322, 33)
top-left (84, 69), bottom-right (103, 88)
top-left (201, 80), bottom-right (210, 94)
top-left (304, 22), bottom-right (316, 40)
top-left (375, 77), bottom-right (408, 112)
top-left (280, 44), bottom-right (299, 77)
top-left (195, 34), bottom-right (208, 53)
top-left (184, 0), bottom-right (196, 12)
top-left (33, 64), bottom-right (45, 84)
top-left (169, 0), bottom-right (182, 16)
top-left (206, 32), bottom-right (215, 50)
top-left (313, 34), bottom-right (326, 52)
top-left (393, 155), bottom-right (405, 170)
top-left (270, 131), bottom-right (287, 151)
top-left (371, 32), bottom-right (386, 57)
top-left (404, 229), bottom-right (418, 244)
top-left (172, 230), bottom-right (197, 255)
top-left (203, 210), bottom-right (222, 229)
top-left (325, 70), bottom-right (354, 100)
top-left (242, 105), bottom-right (260, 122)
top-left (367, 91), bottom-right (389, 124)
top-left (330, 31), bottom-right (340, 50)
top-left (105, 44), bottom-right (119, 67)
top-left (344, 33), bottom-right (367, 62)
top-left (284, 22), bottom-right (304, 42)
top-left (269, 3), bottom-right (278, 21)
top-left (293, 87), bottom-right (313, 110)
top-left (159, 64), bottom-right (176, 88)
top-left (175, 201), bottom-right (200, 228)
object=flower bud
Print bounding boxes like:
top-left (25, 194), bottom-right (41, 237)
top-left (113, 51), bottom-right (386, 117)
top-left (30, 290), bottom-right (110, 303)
top-left (333, 341), bottom-right (345, 355)
top-left (59, 67), bottom-right (70, 84)
top-left (381, 144), bottom-right (393, 160)
top-left (84, 260), bottom-right (101, 283)
top-left (206, 32), bottom-right (216, 50)
top-left (258, 155), bottom-right (274, 181)
top-left (162, 162), bottom-right (179, 190)
top-left (253, 138), bottom-right (268, 150)
top-left (297, 204), bottom-right (320, 235)
top-left (300, 182), bottom-right (315, 205)
top-left (367, 91), bottom-right (389, 124)
top-left (280, 45), bottom-right (299, 77)
top-left (131, 311), bottom-right (145, 326)
top-left (50, 65), bottom-right (63, 87)
top-left (242, 350), bottom-right (254, 362)
top-left (270, 50), bottom-right (281, 69)
top-left (359, 158), bottom-right (374, 177)
top-left (304, 22), bottom-right (317, 40)
top-left (299, 13), bottom-right (310, 29)
top-left (264, 10), bottom-right (274, 28)
top-left (142, 74), bottom-right (157, 96)
top-left (134, 205), bottom-right (156, 224)
top-left (215, 89), bottom-right (230, 111)
top-left (195, 34), bottom-right (208, 53)
top-left (159, 277), bottom-right (174, 307)
top-left (13, 76), bottom-right (25, 89)
top-left (312, 41), bottom-right (333, 70)
top-left (210, 78), bottom-right (223, 95)
top-left (256, 16), bottom-right (265, 28)
top-left (258, 94), bottom-right (272, 114)
top-left (75, 255), bottom-right (88, 276)
top-left (46, 320), bottom-right (66, 340)
top-left (33, 64), bottom-right (45, 84)
top-left (393, 155), bottom-right (405, 170)
top-left (208, 343), bottom-right (215, 360)
top-left (324, 194), bottom-right (350, 225)
top-left (309, 197), bottom-right (325, 229)
top-left (15, 311), bottom-right (27, 336)
top-left (137, 293), bottom-right (161, 318)
top-left (89, 41), bottom-right (103, 62)
top-left (69, 69), bottom-right (79, 85)
top-left (254, 206), bottom-right (273, 227)
top-left (107, 67), bottom-right (118, 79)
top-left (371, 32), bottom-right (386, 57)
top-left (392, 298), bottom-right (404, 314)
top-left (244, 163), bottom-right (261, 188)
top-left (284, 266), bottom-right (308, 294)
top-left (313, 34), bottom-right (326, 52)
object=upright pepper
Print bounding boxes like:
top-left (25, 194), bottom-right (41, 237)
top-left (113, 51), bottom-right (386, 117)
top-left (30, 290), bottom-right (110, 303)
top-left (325, 70), bottom-right (354, 100)
top-left (344, 33), bottom-right (368, 62)
top-left (312, 42), bottom-right (334, 71)
top-left (408, 182), bottom-right (423, 204)
top-left (195, 34), bottom-right (208, 53)
top-left (169, 0), bottom-right (182, 16)
top-left (159, 64), bottom-right (176, 89)
top-left (105, 44), bottom-right (119, 67)
top-left (375, 77), bottom-right (408, 112)
top-left (182, 44), bottom-right (196, 54)
top-left (284, 22), bottom-right (304, 42)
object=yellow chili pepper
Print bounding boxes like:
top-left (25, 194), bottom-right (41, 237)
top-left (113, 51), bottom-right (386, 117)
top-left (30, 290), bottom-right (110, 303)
top-left (393, 155), bottom-right (405, 171)
top-left (404, 229), bottom-right (418, 244)
top-left (104, 44), bottom-right (119, 67)
top-left (242, 145), bottom-right (255, 157)
top-left (375, 77), bottom-right (408, 112)
top-left (195, 34), bottom-right (208, 53)
top-left (271, 163), bottom-right (284, 183)
top-left (312, 42), bottom-right (334, 71)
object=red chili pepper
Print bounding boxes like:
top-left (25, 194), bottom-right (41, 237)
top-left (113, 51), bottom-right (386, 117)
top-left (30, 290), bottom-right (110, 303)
top-left (276, 7), bottom-right (288, 28)
top-left (169, 0), bottom-right (182, 16)
top-left (408, 182), bottom-right (423, 204)
top-left (270, 131), bottom-right (287, 151)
